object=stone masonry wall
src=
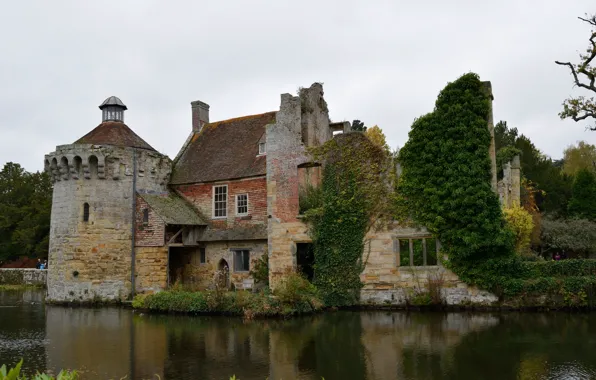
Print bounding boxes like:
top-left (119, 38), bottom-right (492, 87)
top-left (0, 268), bottom-right (47, 286)
top-left (45, 143), bottom-right (171, 303)
top-left (267, 83), bottom-right (331, 288)
top-left (360, 227), bottom-right (497, 306)
top-left (173, 240), bottom-right (267, 290)
top-left (135, 195), bottom-right (165, 247)
top-left (135, 246), bottom-right (168, 293)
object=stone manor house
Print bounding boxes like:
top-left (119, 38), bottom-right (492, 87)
top-left (44, 82), bottom-right (520, 304)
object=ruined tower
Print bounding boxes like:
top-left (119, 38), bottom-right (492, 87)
top-left (44, 97), bottom-right (171, 303)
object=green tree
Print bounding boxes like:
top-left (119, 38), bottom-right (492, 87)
top-left (541, 217), bottom-right (596, 257)
top-left (493, 121), bottom-right (573, 216)
top-left (397, 73), bottom-right (513, 263)
top-left (568, 168), bottom-right (596, 220)
top-left (0, 162), bottom-right (52, 264)
top-left (562, 140), bottom-right (596, 175)
top-left (351, 119), bottom-right (367, 132)
top-left (555, 14), bottom-right (596, 131)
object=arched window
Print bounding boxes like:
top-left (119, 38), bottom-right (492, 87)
top-left (73, 156), bottom-right (83, 178)
top-left (83, 203), bottom-right (90, 222)
top-left (88, 156), bottom-right (98, 179)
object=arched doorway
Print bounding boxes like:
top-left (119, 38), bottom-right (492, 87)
top-left (217, 259), bottom-right (230, 289)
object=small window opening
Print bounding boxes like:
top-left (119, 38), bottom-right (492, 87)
top-left (236, 194), bottom-right (248, 216)
top-left (200, 247), bottom-right (206, 264)
top-left (397, 237), bottom-right (439, 267)
top-left (142, 208), bottom-right (149, 224)
top-left (83, 203), bottom-right (90, 222)
top-left (258, 142), bottom-right (266, 155)
top-left (233, 250), bottom-right (250, 272)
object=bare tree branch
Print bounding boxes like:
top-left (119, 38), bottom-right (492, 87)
top-left (556, 14), bottom-right (596, 131)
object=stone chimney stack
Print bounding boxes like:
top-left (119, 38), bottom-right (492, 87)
top-left (191, 100), bottom-right (210, 133)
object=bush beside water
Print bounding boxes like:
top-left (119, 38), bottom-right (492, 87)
top-left (133, 274), bottom-right (323, 318)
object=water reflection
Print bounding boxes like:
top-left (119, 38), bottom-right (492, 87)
top-left (2, 290), bottom-right (596, 380)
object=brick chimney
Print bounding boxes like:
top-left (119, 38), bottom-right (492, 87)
top-left (191, 100), bottom-right (210, 133)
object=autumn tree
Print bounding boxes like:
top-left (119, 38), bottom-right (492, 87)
top-left (364, 125), bottom-right (390, 152)
top-left (555, 14), bottom-right (596, 131)
top-left (562, 140), bottom-right (596, 175)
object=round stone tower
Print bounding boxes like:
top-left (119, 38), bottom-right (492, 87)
top-left (44, 97), bottom-right (171, 303)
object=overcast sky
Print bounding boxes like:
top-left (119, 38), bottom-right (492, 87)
top-left (1, 1), bottom-right (595, 172)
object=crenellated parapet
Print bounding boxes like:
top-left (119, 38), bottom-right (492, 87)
top-left (44, 144), bottom-right (172, 186)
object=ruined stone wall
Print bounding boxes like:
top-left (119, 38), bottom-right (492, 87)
top-left (44, 143), bottom-right (171, 302)
top-left (267, 84), bottom-right (331, 288)
top-left (360, 227), bottom-right (497, 306)
top-left (175, 240), bottom-right (267, 290)
top-left (135, 195), bottom-right (165, 247)
top-left (175, 177), bottom-right (267, 235)
top-left (135, 246), bottom-right (168, 293)
top-left (0, 268), bottom-right (47, 286)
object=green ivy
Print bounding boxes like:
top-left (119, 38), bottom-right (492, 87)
top-left (397, 72), bottom-right (514, 265)
top-left (311, 164), bottom-right (367, 306)
top-left (306, 133), bottom-right (394, 307)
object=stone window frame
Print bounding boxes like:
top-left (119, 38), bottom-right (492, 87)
top-left (199, 247), bottom-right (206, 264)
top-left (212, 184), bottom-right (228, 219)
top-left (83, 202), bottom-right (90, 222)
top-left (394, 234), bottom-right (442, 268)
top-left (236, 193), bottom-right (249, 216)
top-left (258, 142), bottom-right (266, 155)
top-left (231, 249), bottom-right (250, 272)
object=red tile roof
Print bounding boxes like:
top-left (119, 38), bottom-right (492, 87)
top-left (170, 112), bottom-right (276, 184)
top-left (74, 121), bottom-right (156, 151)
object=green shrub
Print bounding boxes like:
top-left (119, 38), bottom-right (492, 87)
top-left (132, 282), bottom-right (324, 318)
top-left (1, 359), bottom-right (78, 380)
top-left (249, 253), bottom-right (269, 286)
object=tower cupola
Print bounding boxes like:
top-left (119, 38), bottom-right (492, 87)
top-left (99, 96), bottom-right (127, 122)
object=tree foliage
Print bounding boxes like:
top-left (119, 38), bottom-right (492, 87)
top-left (541, 218), bottom-right (596, 257)
top-left (555, 14), bottom-right (596, 131)
top-left (397, 72), bottom-right (514, 264)
top-left (0, 162), bottom-right (52, 264)
top-left (493, 120), bottom-right (573, 216)
top-left (364, 125), bottom-right (390, 152)
top-left (351, 119), bottom-right (367, 132)
top-left (567, 168), bottom-right (596, 220)
top-left (503, 205), bottom-right (534, 254)
top-left (562, 140), bottom-right (596, 175)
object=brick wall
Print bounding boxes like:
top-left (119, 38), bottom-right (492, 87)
top-left (174, 177), bottom-right (267, 230)
top-left (135, 195), bottom-right (165, 247)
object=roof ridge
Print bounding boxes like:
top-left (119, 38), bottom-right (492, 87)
top-left (207, 111), bottom-right (277, 126)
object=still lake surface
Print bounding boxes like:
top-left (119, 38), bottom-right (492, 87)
top-left (2, 289), bottom-right (596, 380)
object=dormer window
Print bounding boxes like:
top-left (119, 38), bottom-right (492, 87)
top-left (258, 142), bottom-right (266, 155)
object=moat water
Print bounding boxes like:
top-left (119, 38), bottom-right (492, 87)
top-left (2, 289), bottom-right (596, 380)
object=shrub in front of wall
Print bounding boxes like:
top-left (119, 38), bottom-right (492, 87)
top-left (132, 281), bottom-right (324, 318)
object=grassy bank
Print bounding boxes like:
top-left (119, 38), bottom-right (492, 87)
top-left (133, 275), bottom-right (324, 319)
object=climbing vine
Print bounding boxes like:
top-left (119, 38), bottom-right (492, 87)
top-left (305, 133), bottom-right (394, 306)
